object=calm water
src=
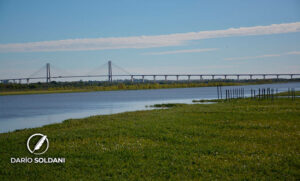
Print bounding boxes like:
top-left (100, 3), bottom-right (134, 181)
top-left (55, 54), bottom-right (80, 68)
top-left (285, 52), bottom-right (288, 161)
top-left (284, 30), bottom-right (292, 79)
top-left (0, 82), bottom-right (299, 133)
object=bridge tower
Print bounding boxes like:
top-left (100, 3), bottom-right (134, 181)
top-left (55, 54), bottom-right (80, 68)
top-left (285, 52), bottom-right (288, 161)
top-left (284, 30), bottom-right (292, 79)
top-left (108, 61), bottom-right (112, 83)
top-left (46, 63), bottom-right (51, 83)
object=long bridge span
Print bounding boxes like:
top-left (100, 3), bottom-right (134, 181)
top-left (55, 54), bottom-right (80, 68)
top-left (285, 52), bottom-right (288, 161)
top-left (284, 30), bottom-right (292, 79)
top-left (1, 61), bottom-right (300, 84)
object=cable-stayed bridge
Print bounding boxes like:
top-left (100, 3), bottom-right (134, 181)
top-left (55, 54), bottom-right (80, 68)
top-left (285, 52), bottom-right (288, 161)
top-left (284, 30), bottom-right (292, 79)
top-left (1, 61), bottom-right (300, 84)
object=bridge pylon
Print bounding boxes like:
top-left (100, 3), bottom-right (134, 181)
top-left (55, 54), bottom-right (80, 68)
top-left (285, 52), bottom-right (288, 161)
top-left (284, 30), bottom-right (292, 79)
top-left (108, 61), bottom-right (112, 83)
top-left (46, 63), bottom-right (51, 83)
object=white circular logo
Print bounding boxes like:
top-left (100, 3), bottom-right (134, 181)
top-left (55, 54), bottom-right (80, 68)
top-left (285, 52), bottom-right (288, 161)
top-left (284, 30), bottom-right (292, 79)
top-left (27, 133), bottom-right (49, 155)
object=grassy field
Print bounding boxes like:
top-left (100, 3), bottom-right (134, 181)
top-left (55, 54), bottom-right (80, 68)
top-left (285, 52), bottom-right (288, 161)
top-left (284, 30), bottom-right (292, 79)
top-left (0, 89), bottom-right (103, 96)
top-left (0, 80), bottom-right (293, 96)
top-left (0, 82), bottom-right (247, 96)
top-left (276, 91), bottom-right (300, 96)
top-left (0, 98), bottom-right (299, 180)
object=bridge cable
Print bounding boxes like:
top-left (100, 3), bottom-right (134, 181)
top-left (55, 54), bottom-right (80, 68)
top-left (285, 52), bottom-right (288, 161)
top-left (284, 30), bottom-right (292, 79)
top-left (85, 62), bottom-right (108, 76)
top-left (28, 65), bottom-right (46, 78)
top-left (50, 64), bottom-right (75, 77)
top-left (111, 62), bottom-right (132, 76)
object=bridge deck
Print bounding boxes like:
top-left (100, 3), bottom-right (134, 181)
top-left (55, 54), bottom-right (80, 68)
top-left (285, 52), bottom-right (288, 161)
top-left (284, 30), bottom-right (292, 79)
top-left (1, 73), bottom-right (300, 82)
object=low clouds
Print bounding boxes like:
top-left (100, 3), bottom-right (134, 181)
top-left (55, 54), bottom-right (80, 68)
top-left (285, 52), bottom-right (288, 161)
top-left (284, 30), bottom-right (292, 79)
top-left (0, 22), bottom-right (300, 53)
top-left (225, 51), bottom-right (300, 61)
top-left (225, 54), bottom-right (281, 61)
top-left (144, 48), bottom-right (218, 55)
top-left (286, 51), bottom-right (300, 55)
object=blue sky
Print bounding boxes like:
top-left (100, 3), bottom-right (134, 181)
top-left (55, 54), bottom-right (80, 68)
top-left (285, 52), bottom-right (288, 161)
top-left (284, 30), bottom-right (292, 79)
top-left (0, 0), bottom-right (300, 80)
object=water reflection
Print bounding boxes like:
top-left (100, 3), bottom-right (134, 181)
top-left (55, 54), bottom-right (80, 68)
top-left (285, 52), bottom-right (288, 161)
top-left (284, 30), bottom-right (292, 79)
top-left (0, 82), bottom-right (299, 133)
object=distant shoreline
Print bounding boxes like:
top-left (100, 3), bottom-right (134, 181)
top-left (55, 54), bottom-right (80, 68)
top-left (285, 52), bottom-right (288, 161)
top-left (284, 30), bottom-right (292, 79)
top-left (0, 80), bottom-right (299, 96)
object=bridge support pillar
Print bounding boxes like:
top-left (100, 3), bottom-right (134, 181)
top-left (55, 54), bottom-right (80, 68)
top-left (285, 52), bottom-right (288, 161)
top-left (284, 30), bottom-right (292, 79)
top-left (131, 75), bottom-right (134, 83)
top-left (188, 75), bottom-right (191, 81)
top-left (263, 75), bottom-right (266, 79)
top-left (46, 63), bottom-right (51, 83)
top-left (153, 75), bottom-right (156, 82)
top-left (250, 75), bottom-right (252, 80)
top-left (13, 80), bottom-right (16, 84)
top-left (276, 75), bottom-right (279, 79)
top-left (237, 75), bottom-right (240, 80)
top-left (212, 75), bottom-right (214, 80)
top-left (108, 61), bottom-right (112, 83)
top-left (26, 78), bottom-right (30, 84)
top-left (176, 75), bottom-right (179, 81)
top-left (165, 75), bottom-right (167, 81)
top-left (142, 75), bottom-right (145, 83)
top-left (290, 74), bottom-right (293, 79)
top-left (200, 75), bottom-right (203, 80)
top-left (224, 75), bottom-right (227, 80)
top-left (19, 79), bottom-right (21, 84)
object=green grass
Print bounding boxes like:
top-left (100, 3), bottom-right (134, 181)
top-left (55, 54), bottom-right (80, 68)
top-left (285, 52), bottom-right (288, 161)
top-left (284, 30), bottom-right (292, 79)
top-left (0, 98), bottom-right (299, 180)
top-left (276, 91), bottom-right (300, 96)
top-left (192, 99), bottom-right (222, 103)
top-left (149, 103), bottom-right (186, 108)
top-left (0, 89), bottom-right (107, 96)
top-left (0, 80), bottom-right (291, 96)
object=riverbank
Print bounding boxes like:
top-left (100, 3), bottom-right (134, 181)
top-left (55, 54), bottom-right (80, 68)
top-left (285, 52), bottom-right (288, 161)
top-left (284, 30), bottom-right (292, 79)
top-left (276, 91), bottom-right (300, 96)
top-left (0, 80), bottom-right (297, 96)
top-left (0, 98), bottom-right (299, 180)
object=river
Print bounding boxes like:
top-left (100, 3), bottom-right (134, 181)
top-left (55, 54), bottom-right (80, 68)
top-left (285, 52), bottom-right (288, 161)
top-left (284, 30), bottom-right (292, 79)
top-left (0, 82), bottom-right (299, 133)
